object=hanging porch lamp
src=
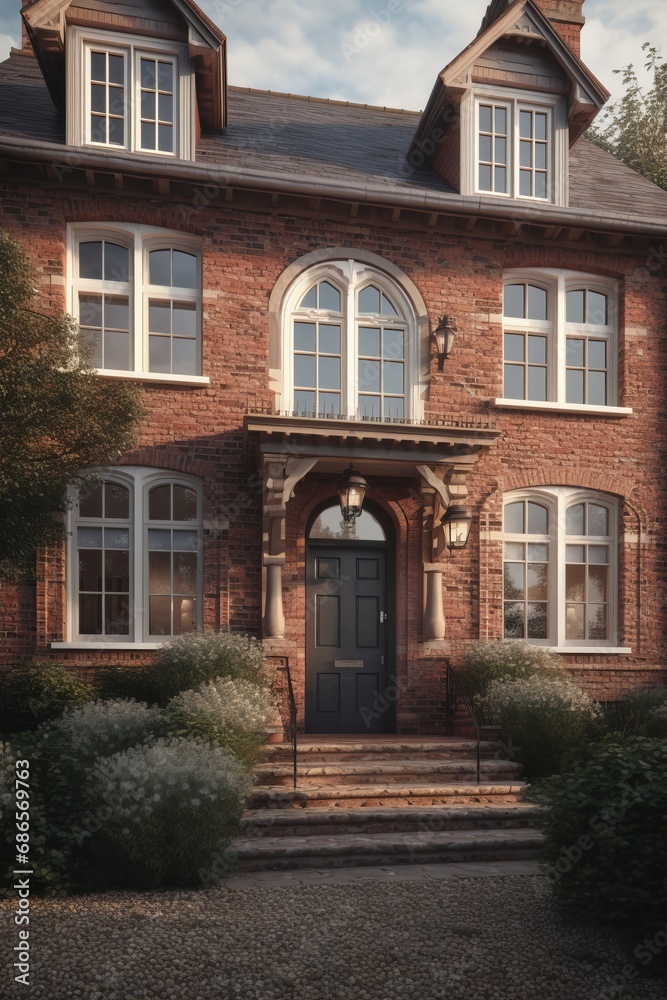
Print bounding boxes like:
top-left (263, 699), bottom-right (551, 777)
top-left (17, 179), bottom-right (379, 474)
top-left (337, 465), bottom-right (369, 524)
top-left (443, 505), bottom-right (472, 550)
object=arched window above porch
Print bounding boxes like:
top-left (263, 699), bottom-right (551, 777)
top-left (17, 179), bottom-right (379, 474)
top-left (269, 249), bottom-right (430, 424)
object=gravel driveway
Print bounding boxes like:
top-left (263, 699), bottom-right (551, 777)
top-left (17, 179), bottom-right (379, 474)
top-left (1, 873), bottom-right (664, 999)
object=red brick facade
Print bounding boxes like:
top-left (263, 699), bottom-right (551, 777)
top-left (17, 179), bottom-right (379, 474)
top-left (1, 0), bottom-right (666, 731)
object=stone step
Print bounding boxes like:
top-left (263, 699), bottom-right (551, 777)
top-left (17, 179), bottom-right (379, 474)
top-left (240, 803), bottom-right (544, 838)
top-left (248, 781), bottom-right (528, 810)
top-left (231, 827), bottom-right (545, 872)
top-left (262, 739), bottom-right (502, 763)
top-left (254, 758), bottom-right (521, 787)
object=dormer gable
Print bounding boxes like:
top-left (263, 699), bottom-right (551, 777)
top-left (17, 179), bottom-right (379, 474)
top-left (410, 0), bottom-right (609, 207)
top-left (21, 0), bottom-right (226, 158)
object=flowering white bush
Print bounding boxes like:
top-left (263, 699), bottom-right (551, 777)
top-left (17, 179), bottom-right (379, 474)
top-left (483, 675), bottom-right (602, 780)
top-left (89, 737), bottom-right (250, 887)
top-left (148, 631), bottom-right (266, 703)
top-left (166, 677), bottom-right (273, 766)
top-left (49, 699), bottom-right (164, 762)
top-left (457, 641), bottom-right (565, 724)
top-left (483, 674), bottom-right (600, 722)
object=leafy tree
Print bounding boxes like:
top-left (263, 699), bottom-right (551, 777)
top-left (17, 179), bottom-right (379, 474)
top-left (588, 43), bottom-right (667, 191)
top-left (0, 229), bottom-right (143, 577)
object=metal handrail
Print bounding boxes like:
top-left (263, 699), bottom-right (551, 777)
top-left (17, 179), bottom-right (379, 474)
top-left (444, 661), bottom-right (481, 785)
top-left (283, 659), bottom-right (298, 790)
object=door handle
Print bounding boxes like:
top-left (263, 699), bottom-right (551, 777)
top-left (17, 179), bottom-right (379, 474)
top-left (380, 611), bottom-right (387, 624)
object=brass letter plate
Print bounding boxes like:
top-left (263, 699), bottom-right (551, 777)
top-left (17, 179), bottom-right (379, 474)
top-left (334, 659), bottom-right (363, 669)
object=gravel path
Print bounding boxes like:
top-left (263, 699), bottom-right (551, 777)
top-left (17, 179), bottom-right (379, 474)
top-left (1, 875), bottom-right (664, 1000)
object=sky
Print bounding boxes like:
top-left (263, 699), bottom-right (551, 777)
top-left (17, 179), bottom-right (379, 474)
top-left (0, 0), bottom-right (665, 111)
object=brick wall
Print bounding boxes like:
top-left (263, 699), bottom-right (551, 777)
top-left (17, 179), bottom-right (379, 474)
top-left (1, 181), bottom-right (666, 726)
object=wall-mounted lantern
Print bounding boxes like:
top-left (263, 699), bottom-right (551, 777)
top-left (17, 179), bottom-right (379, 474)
top-left (337, 465), bottom-right (368, 524)
top-left (431, 315), bottom-right (458, 370)
top-left (443, 505), bottom-right (472, 550)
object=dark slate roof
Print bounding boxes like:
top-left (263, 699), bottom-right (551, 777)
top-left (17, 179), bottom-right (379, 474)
top-left (2, 49), bottom-right (667, 226)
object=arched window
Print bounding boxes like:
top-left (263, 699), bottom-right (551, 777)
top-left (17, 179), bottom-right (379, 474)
top-left (501, 269), bottom-right (619, 411)
top-left (68, 468), bottom-right (203, 646)
top-left (282, 260), bottom-right (419, 422)
top-left (503, 487), bottom-right (618, 649)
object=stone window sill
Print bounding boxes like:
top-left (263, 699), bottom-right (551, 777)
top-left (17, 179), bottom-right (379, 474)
top-left (494, 399), bottom-right (632, 416)
top-left (96, 370), bottom-right (210, 387)
top-left (51, 642), bottom-right (162, 651)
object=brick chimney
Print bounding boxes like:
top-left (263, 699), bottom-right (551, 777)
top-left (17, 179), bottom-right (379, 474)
top-left (21, 0), bottom-right (33, 53)
top-left (480, 0), bottom-right (586, 58)
top-left (530, 0), bottom-right (585, 57)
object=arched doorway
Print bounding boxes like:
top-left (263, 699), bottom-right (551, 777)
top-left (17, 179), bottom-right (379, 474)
top-left (305, 499), bottom-right (395, 734)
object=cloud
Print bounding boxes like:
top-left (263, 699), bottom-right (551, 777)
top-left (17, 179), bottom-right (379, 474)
top-left (0, 32), bottom-right (18, 63)
top-left (200, 0), bottom-right (664, 110)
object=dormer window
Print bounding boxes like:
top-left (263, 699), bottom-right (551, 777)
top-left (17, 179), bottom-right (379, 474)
top-left (473, 93), bottom-right (559, 202)
top-left (68, 27), bottom-right (194, 160)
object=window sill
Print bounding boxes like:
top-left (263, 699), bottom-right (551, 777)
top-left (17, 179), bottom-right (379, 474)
top-left (494, 399), bottom-right (632, 416)
top-left (95, 370), bottom-right (210, 387)
top-left (51, 642), bottom-right (163, 651)
top-left (550, 647), bottom-right (632, 655)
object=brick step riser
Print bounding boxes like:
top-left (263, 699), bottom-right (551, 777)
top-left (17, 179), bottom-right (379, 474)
top-left (258, 770), bottom-right (519, 788)
top-left (248, 792), bottom-right (526, 809)
top-left (240, 817), bottom-right (543, 838)
top-left (235, 845), bottom-right (541, 872)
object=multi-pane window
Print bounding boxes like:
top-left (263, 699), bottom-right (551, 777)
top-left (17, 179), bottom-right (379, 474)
top-left (357, 286), bottom-right (405, 421)
top-left (478, 104), bottom-right (509, 194)
top-left (502, 489), bottom-right (617, 648)
top-left (286, 263), bottom-right (415, 421)
top-left (70, 470), bottom-right (202, 644)
top-left (147, 248), bottom-right (199, 375)
top-left (503, 500), bottom-right (550, 640)
top-left (78, 240), bottom-right (132, 371)
top-left (139, 57), bottom-right (176, 154)
top-left (81, 34), bottom-right (184, 156)
top-left (565, 502), bottom-right (611, 642)
top-left (89, 50), bottom-right (125, 147)
top-left (69, 225), bottom-right (202, 379)
top-left (501, 270), bottom-right (617, 408)
top-left (475, 97), bottom-right (553, 201)
top-left (293, 281), bottom-right (343, 416)
top-left (76, 481), bottom-right (131, 638)
top-left (519, 110), bottom-right (549, 199)
top-left (147, 483), bottom-right (199, 637)
top-left (503, 282), bottom-right (549, 401)
top-left (565, 289), bottom-right (611, 405)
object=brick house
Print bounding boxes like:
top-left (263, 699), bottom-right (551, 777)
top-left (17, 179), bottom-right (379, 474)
top-left (1, 0), bottom-right (667, 734)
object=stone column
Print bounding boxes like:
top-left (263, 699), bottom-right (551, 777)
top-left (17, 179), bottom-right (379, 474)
top-left (262, 456), bottom-right (317, 639)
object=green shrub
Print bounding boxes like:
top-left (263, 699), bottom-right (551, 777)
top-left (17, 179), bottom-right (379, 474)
top-left (646, 702), bottom-right (667, 738)
top-left (0, 663), bottom-right (93, 734)
top-left (533, 737), bottom-right (667, 929)
top-left (166, 677), bottom-right (274, 767)
top-left (88, 737), bottom-right (250, 888)
top-left (93, 666), bottom-right (157, 705)
top-left (48, 699), bottom-right (165, 763)
top-left (1, 700), bottom-right (166, 895)
top-left (484, 674), bottom-right (602, 780)
top-left (604, 687), bottom-right (667, 738)
top-left (143, 631), bottom-right (266, 705)
top-left (456, 641), bottom-right (565, 724)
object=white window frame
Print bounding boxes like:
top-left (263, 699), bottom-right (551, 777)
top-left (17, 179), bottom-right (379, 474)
top-left (67, 26), bottom-right (195, 160)
top-left (461, 86), bottom-right (568, 206)
top-left (55, 467), bottom-right (204, 650)
top-left (67, 223), bottom-right (208, 385)
top-left (502, 487), bottom-right (629, 653)
top-left (496, 268), bottom-right (629, 414)
top-left (280, 259), bottom-right (423, 422)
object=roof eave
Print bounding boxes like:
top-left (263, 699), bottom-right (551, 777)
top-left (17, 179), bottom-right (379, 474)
top-left (0, 133), bottom-right (664, 240)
